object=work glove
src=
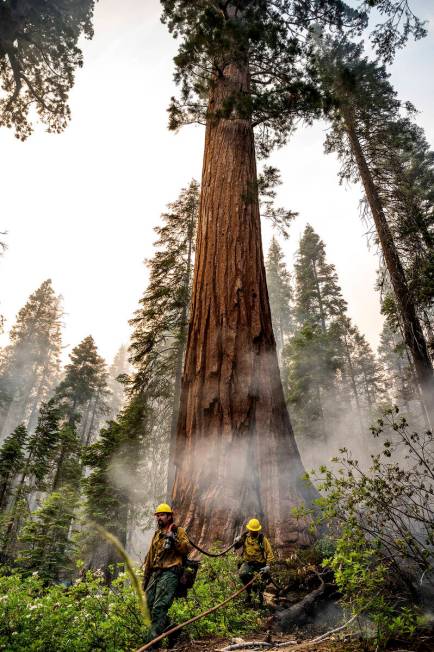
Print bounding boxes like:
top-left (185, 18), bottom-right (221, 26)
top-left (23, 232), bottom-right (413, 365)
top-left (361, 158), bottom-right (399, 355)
top-left (260, 565), bottom-right (270, 575)
top-left (233, 535), bottom-right (244, 548)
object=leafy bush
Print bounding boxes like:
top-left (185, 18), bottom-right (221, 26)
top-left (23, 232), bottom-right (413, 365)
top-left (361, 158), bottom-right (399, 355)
top-left (170, 552), bottom-right (260, 638)
top-left (0, 554), bottom-right (258, 651)
top-left (326, 525), bottom-right (419, 649)
top-left (0, 567), bottom-right (148, 651)
top-left (306, 408), bottom-right (433, 650)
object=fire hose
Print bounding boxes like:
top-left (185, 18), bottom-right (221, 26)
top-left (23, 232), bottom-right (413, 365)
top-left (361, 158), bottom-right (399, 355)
top-left (187, 535), bottom-right (239, 557)
top-left (186, 535), bottom-right (282, 594)
top-left (134, 536), bottom-right (277, 650)
top-left (134, 572), bottom-right (261, 652)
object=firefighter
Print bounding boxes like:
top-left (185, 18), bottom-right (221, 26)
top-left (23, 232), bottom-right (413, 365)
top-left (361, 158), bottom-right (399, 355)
top-left (234, 518), bottom-right (274, 606)
top-left (142, 503), bottom-right (189, 649)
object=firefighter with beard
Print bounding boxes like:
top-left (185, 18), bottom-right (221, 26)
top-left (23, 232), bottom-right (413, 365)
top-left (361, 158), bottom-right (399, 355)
top-left (142, 503), bottom-right (189, 649)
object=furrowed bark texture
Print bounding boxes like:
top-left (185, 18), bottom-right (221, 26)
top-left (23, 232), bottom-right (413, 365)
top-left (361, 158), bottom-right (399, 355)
top-left (171, 63), bottom-right (316, 552)
top-left (343, 107), bottom-right (434, 427)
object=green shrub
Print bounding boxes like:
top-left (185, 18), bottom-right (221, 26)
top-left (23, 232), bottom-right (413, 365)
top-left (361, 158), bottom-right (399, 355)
top-left (0, 554), bottom-right (259, 651)
top-left (305, 409), bottom-right (433, 650)
top-left (0, 566), bottom-right (148, 651)
top-left (170, 553), bottom-right (260, 638)
top-left (325, 525), bottom-right (419, 650)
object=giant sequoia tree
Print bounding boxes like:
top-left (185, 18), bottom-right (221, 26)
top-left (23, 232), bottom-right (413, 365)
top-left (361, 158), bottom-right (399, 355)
top-left (0, 0), bottom-right (95, 139)
top-left (160, 0), bottom-right (421, 550)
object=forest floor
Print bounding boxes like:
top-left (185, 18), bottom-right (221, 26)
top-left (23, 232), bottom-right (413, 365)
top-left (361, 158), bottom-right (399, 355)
top-left (171, 633), bottom-right (434, 651)
top-left (167, 617), bottom-right (434, 652)
top-left (171, 636), bottom-right (364, 651)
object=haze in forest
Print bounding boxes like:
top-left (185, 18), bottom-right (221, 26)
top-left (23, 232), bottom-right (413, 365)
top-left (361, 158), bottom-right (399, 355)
top-left (0, 0), bottom-right (433, 367)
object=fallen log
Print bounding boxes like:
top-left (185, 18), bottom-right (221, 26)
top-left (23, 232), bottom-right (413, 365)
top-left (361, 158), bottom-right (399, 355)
top-left (268, 613), bottom-right (362, 651)
top-left (272, 572), bottom-right (325, 632)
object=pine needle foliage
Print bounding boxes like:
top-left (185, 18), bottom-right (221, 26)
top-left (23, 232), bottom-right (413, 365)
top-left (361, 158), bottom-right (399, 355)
top-left (0, 0), bottom-right (96, 139)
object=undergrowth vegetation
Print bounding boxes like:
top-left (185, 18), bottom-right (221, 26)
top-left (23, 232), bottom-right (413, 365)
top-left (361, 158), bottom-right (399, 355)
top-left (306, 408), bottom-right (434, 650)
top-left (0, 555), bottom-right (258, 652)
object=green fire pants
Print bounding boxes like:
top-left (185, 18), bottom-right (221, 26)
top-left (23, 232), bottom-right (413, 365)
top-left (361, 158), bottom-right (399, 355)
top-left (145, 568), bottom-right (180, 646)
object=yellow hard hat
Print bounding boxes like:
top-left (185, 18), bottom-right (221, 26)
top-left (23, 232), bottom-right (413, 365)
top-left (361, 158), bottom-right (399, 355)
top-left (154, 503), bottom-right (173, 515)
top-left (246, 518), bottom-right (262, 532)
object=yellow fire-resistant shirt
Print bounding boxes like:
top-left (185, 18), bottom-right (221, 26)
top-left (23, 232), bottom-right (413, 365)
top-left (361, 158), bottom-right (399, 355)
top-left (142, 526), bottom-right (190, 587)
top-left (242, 534), bottom-right (274, 564)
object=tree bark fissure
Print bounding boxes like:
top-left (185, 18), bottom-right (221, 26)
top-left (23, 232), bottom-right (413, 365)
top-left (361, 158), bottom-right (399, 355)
top-left (171, 61), bottom-right (315, 551)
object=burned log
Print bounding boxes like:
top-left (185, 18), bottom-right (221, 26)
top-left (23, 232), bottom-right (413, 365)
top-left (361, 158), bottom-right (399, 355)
top-left (271, 574), bottom-right (325, 632)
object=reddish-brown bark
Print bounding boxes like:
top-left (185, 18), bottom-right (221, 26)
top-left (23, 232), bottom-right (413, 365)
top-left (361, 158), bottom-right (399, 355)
top-left (343, 107), bottom-right (434, 428)
top-left (171, 62), bottom-right (316, 552)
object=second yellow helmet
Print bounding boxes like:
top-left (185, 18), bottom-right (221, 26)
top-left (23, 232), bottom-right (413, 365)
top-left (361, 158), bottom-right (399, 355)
top-left (246, 518), bottom-right (262, 531)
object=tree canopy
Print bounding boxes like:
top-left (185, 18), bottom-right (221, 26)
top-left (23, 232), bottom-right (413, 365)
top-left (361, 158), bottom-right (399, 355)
top-left (0, 0), bottom-right (95, 139)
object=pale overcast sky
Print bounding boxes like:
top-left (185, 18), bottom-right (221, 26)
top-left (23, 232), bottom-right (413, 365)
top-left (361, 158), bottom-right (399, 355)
top-left (0, 0), bottom-right (433, 366)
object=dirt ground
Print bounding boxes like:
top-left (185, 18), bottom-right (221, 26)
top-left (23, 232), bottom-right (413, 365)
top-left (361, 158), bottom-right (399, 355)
top-left (168, 631), bottom-right (434, 652)
top-left (171, 638), bottom-right (361, 651)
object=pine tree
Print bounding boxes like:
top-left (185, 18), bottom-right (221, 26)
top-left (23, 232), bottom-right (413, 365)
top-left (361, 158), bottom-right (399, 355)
top-left (378, 318), bottom-right (428, 427)
top-left (265, 237), bottom-right (292, 366)
top-left (0, 1), bottom-right (95, 140)
top-left (0, 279), bottom-right (62, 439)
top-left (286, 323), bottom-right (340, 442)
top-left (82, 394), bottom-right (151, 572)
top-left (82, 419), bottom-right (128, 570)
top-left (50, 424), bottom-right (82, 493)
top-left (0, 399), bottom-right (61, 559)
top-left (294, 225), bottom-right (347, 331)
top-left (350, 329), bottom-right (383, 412)
top-left (129, 179), bottom-right (199, 496)
top-left (286, 225), bottom-right (346, 440)
top-left (108, 345), bottom-right (130, 420)
top-left (337, 317), bottom-right (383, 431)
top-left (316, 38), bottom-right (434, 425)
top-left (0, 423), bottom-right (27, 509)
top-left (3, 338), bottom-right (110, 567)
top-left (26, 399), bottom-right (62, 489)
top-left (56, 336), bottom-right (110, 445)
top-left (16, 486), bottom-right (78, 582)
top-left (286, 225), bottom-right (382, 446)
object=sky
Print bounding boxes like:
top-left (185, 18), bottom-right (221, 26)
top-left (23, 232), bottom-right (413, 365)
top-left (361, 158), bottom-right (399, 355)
top-left (0, 0), bottom-right (433, 367)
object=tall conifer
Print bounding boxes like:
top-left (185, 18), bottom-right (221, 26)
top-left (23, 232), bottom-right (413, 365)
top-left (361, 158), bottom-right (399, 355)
top-left (56, 336), bottom-right (110, 444)
top-left (316, 38), bottom-right (434, 425)
top-left (266, 237), bottom-right (292, 366)
top-left (0, 423), bottom-right (27, 509)
top-left (0, 280), bottom-right (62, 439)
top-left (129, 179), bottom-right (199, 496)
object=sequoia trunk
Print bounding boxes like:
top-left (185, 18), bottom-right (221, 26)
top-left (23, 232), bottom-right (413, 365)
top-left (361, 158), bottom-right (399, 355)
top-left (171, 61), bottom-right (316, 552)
